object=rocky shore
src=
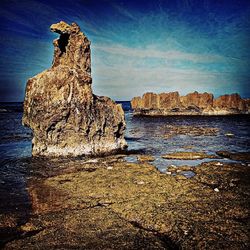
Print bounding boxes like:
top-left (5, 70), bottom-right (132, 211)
top-left (1, 152), bottom-right (249, 249)
top-left (131, 91), bottom-right (250, 116)
top-left (4, 19), bottom-right (249, 250)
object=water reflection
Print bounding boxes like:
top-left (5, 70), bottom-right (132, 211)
top-left (125, 112), bottom-right (250, 171)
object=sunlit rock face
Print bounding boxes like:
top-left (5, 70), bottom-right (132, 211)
top-left (23, 21), bottom-right (127, 156)
top-left (180, 91), bottom-right (214, 110)
top-left (131, 91), bottom-right (249, 116)
top-left (213, 93), bottom-right (246, 112)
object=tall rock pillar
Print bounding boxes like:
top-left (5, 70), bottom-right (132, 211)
top-left (23, 21), bottom-right (127, 156)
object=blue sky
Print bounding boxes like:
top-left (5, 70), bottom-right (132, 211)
top-left (0, 0), bottom-right (249, 101)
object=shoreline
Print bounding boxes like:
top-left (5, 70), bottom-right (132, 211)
top-left (132, 111), bottom-right (250, 117)
top-left (1, 152), bottom-right (249, 249)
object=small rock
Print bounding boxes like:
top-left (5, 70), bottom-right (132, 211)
top-left (178, 165), bottom-right (193, 171)
top-left (137, 181), bottom-right (145, 185)
top-left (215, 162), bottom-right (223, 166)
top-left (225, 133), bottom-right (234, 137)
top-left (85, 159), bottom-right (98, 163)
top-left (162, 152), bottom-right (216, 160)
top-left (183, 145), bottom-right (193, 149)
top-left (137, 155), bottom-right (155, 162)
top-left (166, 171), bottom-right (172, 175)
top-left (175, 175), bottom-right (187, 180)
top-left (107, 166), bottom-right (113, 170)
top-left (20, 222), bottom-right (39, 232)
top-left (214, 188), bottom-right (219, 192)
top-left (170, 164), bottom-right (177, 168)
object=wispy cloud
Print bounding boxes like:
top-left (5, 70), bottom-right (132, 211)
top-left (0, 0), bottom-right (249, 101)
top-left (93, 44), bottom-right (224, 63)
top-left (92, 62), bottom-right (239, 100)
top-left (91, 49), bottom-right (241, 100)
top-left (109, 2), bottom-right (137, 21)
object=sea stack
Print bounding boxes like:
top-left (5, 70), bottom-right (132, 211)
top-left (131, 91), bottom-right (250, 116)
top-left (22, 21), bottom-right (127, 156)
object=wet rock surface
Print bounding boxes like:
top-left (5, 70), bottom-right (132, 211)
top-left (167, 165), bottom-right (194, 173)
top-left (2, 157), bottom-right (249, 249)
top-left (216, 151), bottom-right (250, 162)
top-left (22, 21), bottom-right (127, 157)
top-left (164, 125), bottom-right (219, 138)
top-left (131, 91), bottom-right (250, 116)
top-left (137, 154), bottom-right (155, 162)
top-left (162, 151), bottom-right (218, 160)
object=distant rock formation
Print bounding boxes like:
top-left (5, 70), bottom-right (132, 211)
top-left (23, 21), bottom-right (127, 156)
top-left (131, 91), bottom-right (250, 116)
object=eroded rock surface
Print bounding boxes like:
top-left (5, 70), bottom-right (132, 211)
top-left (3, 158), bottom-right (250, 249)
top-left (161, 151), bottom-right (218, 160)
top-left (216, 151), bottom-right (250, 162)
top-left (131, 91), bottom-right (250, 116)
top-left (164, 125), bottom-right (219, 138)
top-left (22, 21), bottom-right (127, 156)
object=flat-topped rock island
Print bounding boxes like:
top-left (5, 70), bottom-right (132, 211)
top-left (131, 91), bottom-right (250, 116)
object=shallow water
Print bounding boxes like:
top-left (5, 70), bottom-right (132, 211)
top-left (0, 102), bottom-right (249, 225)
top-left (122, 102), bottom-right (250, 170)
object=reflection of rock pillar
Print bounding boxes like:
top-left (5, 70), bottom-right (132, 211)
top-left (28, 180), bottom-right (69, 214)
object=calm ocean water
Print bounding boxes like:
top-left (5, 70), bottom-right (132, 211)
top-left (0, 101), bottom-right (250, 224)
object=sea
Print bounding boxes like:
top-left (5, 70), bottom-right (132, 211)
top-left (0, 101), bottom-right (250, 231)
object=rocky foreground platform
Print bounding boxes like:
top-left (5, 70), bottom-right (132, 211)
top-left (131, 91), bottom-right (250, 116)
top-left (1, 153), bottom-right (249, 249)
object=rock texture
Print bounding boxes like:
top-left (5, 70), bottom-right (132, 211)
top-left (131, 91), bottom-right (249, 116)
top-left (3, 157), bottom-right (250, 249)
top-left (161, 152), bottom-right (218, 160)
top-left (22, 21), bottom-right (127, 156)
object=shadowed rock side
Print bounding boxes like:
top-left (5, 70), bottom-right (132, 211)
top-left (22, 21), bottom-right (127, 156)
top-left (131, 91), bottom-right (250, 116)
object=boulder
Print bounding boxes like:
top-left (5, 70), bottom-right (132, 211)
top-left (22, 21), bottom-right (127, 156)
